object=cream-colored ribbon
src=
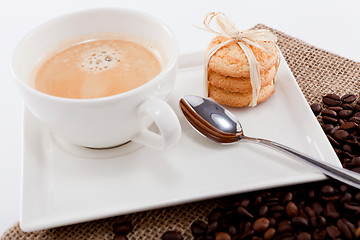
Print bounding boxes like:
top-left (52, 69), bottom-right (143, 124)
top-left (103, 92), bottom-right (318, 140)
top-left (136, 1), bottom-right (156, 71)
top-left (201, 12), bottom-right (278, 107)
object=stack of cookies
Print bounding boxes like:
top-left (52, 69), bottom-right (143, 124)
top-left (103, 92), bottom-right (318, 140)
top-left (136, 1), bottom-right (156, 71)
top-left (207, 36), bottom-right (280, 107)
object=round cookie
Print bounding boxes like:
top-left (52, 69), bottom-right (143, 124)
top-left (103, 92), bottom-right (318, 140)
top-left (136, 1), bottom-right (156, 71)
top-left (208, 66), bottom-right (276, 93)
top-left (208, 83), bottom-right (275, 107)
top-left (207, 35), bottom-right (279, 78)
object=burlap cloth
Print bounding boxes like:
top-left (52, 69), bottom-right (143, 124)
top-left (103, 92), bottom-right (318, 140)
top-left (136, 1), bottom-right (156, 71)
top-left (2, 24), bottom-right (360, 240)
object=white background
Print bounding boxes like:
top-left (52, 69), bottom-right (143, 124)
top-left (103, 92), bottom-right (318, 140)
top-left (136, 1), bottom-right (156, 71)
top-left (1, 0), bottom-right (359, 235)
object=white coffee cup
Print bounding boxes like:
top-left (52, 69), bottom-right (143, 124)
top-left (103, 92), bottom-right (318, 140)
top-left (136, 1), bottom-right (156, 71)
top-left (11, 8), bottom-right (181, 150)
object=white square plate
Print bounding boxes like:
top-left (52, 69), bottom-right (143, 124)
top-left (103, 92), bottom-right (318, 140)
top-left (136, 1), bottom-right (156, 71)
top-left (20, 51), bottom-right (341, 232)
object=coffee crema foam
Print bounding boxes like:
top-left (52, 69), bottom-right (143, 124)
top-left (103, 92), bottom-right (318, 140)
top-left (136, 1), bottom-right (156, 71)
top-left (80, 46), bottom-right (125, 72)
top-left (34, 38), bottom-right (162, 99)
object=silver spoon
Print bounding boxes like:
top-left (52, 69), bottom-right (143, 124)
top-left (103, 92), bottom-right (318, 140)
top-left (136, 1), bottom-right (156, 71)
top-left (179, 95), bottom-right (360, 189)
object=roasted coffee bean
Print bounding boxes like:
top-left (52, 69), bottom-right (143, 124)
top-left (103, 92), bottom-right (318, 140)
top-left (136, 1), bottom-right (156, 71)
top-left (325, 201), bottom-right (340, 218)
top-left (349, 116), bottom-right (360, 124)
top-left (321, 185), bottom-right (335, 196)
top-left (274, 233), bottom-right (294, 240)
top-left (326, 225), bottom-right (341, 239)
top-left (253, 195), bottom-right (263, 207)
top-left (238, 229), bottom-right (254, 239)
top-left (312, 228), bottom-right (327, 240)
top-left (343, 158), bottom-right (353, 164)
top-left (337, 218), bottom-right (355, 239)
top-left (339, 119), bottom-right (346, 126)
top-left (339, 109), bottom-right (354, 119)
top-left (113, 234), bottom-right (129, 240)
top-left (253, 217), bottom-right (270, 232)
top-left (270, 205), bottom-right (284, 212)
top-left (269, 217), bottom-right (277, 227)
top-left (282, 192), bottom-right (293, 203)
top-left (296, 232), bottom-right (311, 240)
top-left (340, 121), bottom-right (358, 132)
top-left (304, 207), bottom-right (317, 228)
top-left (333, 129), bottom-right (350, 141)
top-left (266, 197), bottom-right (280, 206)
top-left (355, 192), bottom-right (360, 202)
top-left (236, 206), bottom-right (253, 218)
top-left (208, 208), bottom-right (223, 223)
top-left (162, 231), bottom-right (184, 240)
top-left (228, 225), bottom-right (237, 236)
top-left (278, 220), bottom-right (293, 233)
top-left (308, 190), bottom-right (315, 199)
top-left (344, 202), bottom-right (360, 212)
top-left (339, 184), bottom-right (348, 193)
top-left (322, 108), bottom-right (338, 117)
top-left (264, 227), bottom-right (276, 240)
top-left (322, 116), bottom-right (338, 124)
top-left (352, 156), bottom-right (360, 166)
top-left (285, 201), bottom-right (298, 217)
top-left (322, 123), bottom-right (334, 133)
top-left (240, 221), bottom-right (252, 234)
top-left (323, 93), bottom-right (342, 106)
top-left (318, 216), bottom-right (327, 228)
top-left (310, 103), bottom-right (322, 115)
top-left (328, 106), bottom-right (343, 112)
top-left (297, 201), bottom-right (306, 209)
top-left (258, 205), bottom-right (268, 216)
top-left (113, 234), bottom-right (128, 240)
top-left (341, 192), bottom-right (352, 202)
top-left (342, 94), bottom-right (357, 103)
top-left (329, 125), bottom-right (340, 135)
top-left (342, 103), bottom-right (355, 110)
top-left (206, 221), bottom-right (218, 234)
top-left (298, 208), bottom-right (308, 220)
top-left (270, 205), bottom-right (284, 218)
top-left (291, 216), bottom-right (309, 228)
top-left (356, 103), bottom-right (360, 111)
top-left (240, 197), bottom-right (251, 208)
top-left (113, 222), bottom-right (133, 234)
top-left (191, 220), bottom-right (208, 236)
top-left (355, 227), bottom-right (360, 239)
top-left (344, 134), bottom-right (357, 144)
top-left (343, 144), bottom-right (352, 153)
top-left (215, 232), bottom-right (231, 240)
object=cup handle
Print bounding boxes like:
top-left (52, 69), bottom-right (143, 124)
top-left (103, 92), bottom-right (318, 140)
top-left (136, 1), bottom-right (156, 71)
top-left (132, 98), bottom-right (181, 150)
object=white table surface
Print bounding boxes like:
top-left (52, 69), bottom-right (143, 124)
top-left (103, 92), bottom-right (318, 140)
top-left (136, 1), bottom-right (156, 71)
top-left (1, 0), bottom-right (359, 235)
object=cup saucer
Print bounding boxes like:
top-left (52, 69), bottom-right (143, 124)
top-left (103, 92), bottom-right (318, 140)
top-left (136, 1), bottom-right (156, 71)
top-left (20, 51), bottom-right (340, 232)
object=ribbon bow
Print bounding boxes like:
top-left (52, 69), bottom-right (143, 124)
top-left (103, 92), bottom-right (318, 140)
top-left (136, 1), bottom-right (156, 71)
top-left (202, 12), bottom-right (278, 107)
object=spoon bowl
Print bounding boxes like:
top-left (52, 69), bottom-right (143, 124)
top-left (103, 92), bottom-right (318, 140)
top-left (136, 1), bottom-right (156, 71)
top-left (179, 96), bottom-right (240, 144)
top-left (179, 95), bottom-right (360, 189)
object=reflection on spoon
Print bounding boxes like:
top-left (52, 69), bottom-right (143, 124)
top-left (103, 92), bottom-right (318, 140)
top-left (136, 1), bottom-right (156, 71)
top-left (179, 95), bottom-right (360, 189)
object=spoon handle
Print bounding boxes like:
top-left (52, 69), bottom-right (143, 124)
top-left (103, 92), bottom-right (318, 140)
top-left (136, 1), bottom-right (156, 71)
top-left (242, 136), bottom-right (360, 189)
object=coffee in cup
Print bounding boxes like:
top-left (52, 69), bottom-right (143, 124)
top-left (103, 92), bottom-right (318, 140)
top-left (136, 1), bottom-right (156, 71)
top-left (33, 35), bottom-right (162, 99)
